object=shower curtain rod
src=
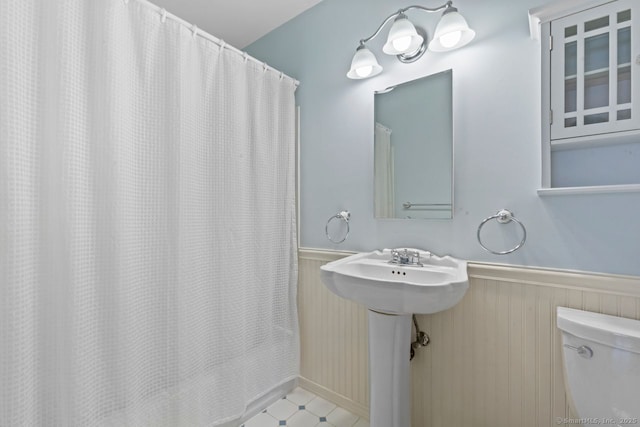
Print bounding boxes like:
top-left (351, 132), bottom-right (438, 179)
top-left (132, 0), bottom-right (300, 88)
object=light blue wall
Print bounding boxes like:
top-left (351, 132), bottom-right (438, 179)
top-left (552, 142), bottom-right (640, 187)
top-left (246, 0), bottom-right (640, 277)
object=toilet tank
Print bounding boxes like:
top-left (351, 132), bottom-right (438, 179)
top-left (557, 307), bottom-right (640, 424)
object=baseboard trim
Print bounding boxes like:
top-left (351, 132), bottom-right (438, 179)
top-left (298, 376), bottom-right (369, 420)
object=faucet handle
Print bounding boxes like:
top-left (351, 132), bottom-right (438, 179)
top-left (398, 249), bottom-right (410, 264)
top-left (412, 251), bottom-right (423, 266)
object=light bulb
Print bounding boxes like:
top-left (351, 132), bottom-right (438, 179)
top-left (439, 30), bottom-right (462, 48)
top-left (347, 45), bottom-right (382, 79)
top-left (355, 65), bottom-right (373, 78)
top-left (392, 36), bottom-right (412, 52)
top-left (429, 7), bottom-right (475, 52)
top-left (383, 15), bottom-right (423, 55)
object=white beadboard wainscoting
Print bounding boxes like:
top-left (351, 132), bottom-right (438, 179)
top-left (297, 249), bottom-right (640, 426)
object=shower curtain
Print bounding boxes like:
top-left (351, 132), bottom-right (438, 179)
top-left (374, 123), bottom-right (395, 218)
top-left (0, 1), bottom-right (299, 426)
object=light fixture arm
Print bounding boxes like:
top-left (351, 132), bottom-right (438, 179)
top-left (360, 12), bottom-right (403, 45)
top-left (359, 1), bottom-right (452, 45)
top-left (346, 0), bottom-right (474, 79)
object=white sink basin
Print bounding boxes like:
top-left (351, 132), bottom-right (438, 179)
top-left (320, 249), bottom-right (469, 426)
top-left (320, 248), bottom-right (468, 315)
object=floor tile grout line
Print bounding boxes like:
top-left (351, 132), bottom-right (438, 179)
top-left (245, 387), bottom-right (365, 427)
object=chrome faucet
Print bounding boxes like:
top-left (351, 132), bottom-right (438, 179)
top-left (389, 248), bottom-right (425, 267)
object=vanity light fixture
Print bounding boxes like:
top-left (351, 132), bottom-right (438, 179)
top-left (347, 0), bottom-right (475, 80)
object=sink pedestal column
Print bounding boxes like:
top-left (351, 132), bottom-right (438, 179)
top-left (368, 310), bottom-right (411, 427)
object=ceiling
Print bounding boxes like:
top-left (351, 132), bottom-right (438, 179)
top-left (150, 0), bottom-right (324, 49)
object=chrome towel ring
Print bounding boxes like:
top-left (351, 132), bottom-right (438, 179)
top-left (477, 209), bottom-right (527, 255)
top-left (326, 210), bottom-right (351, 244)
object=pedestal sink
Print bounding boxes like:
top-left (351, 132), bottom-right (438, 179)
top-left (320, 248), bottom-right (468, 427)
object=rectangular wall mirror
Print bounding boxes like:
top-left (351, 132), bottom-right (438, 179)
top-left (374, 69), bottom-right (453, 219)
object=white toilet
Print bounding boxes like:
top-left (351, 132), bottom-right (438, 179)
top-left (557, 307), bottom-right (640, 423)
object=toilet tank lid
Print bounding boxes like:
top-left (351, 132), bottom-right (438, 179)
top-left (557, 307), bottom-right (640, 354)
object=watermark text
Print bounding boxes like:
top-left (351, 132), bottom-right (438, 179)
top-left (556, 417), bottom-right (639, 425)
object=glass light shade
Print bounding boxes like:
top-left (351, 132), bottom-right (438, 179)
top-left (347, 46), bottom-right (383, 79)
top-left (428, 10), bottom-right (475, 52)
top-left (382, 17), bottom-right (424, 55)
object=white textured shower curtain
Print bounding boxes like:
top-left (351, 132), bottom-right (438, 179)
top-left (374, 123), bottom-right (395, 218)
top-left (0, 1), bottom-right (298, 426)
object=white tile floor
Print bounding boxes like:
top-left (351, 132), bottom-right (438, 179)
top-left (242, 387), bottom-right (369, 427)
